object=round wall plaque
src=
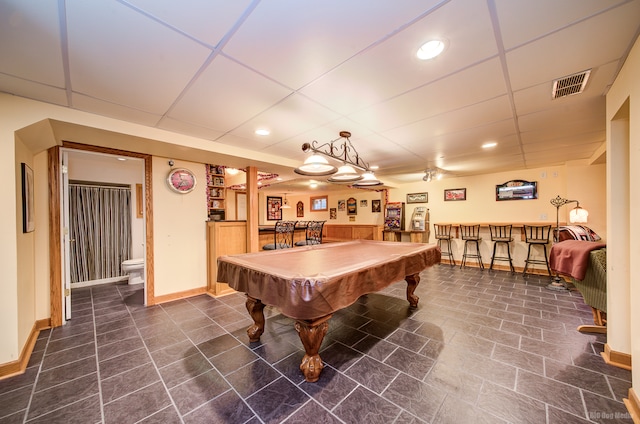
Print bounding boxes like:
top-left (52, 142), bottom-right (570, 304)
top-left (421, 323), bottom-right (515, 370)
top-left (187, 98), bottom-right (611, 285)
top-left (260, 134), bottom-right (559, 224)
top-left (167, 168), bottom-right (197, 194)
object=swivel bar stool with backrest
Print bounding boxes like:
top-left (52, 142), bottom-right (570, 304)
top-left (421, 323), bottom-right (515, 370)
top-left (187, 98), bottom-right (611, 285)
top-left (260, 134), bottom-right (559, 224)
top-left (262, 220), bottom-right (297, 250)
top-left (295, 220), bottom-right (325, 246)
top-left (460, 224), bottom-right (484, 269)
top-left (489, 224), bottom-right (515, 273)
top-left (434, 224), bottom-right (455, 266)
top-left (522, 224), bottom-right (552, 276)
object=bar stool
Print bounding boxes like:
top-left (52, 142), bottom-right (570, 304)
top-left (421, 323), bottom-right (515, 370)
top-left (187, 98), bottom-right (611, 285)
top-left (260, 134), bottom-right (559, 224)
top-left (460, 224), bottom-right (484, 269)
top-left (522, 225), bottom-right (552, 276)
top-left (262, 220), bottom-right (297, 250)
top-left (434, 224), bottom-right (455, 266)
top-left (489, 224), bottom-right (515, 273)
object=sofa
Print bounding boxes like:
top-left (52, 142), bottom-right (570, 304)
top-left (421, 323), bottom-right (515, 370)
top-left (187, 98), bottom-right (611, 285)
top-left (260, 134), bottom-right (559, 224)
top-left (572, 247), bottom-right (607, 333)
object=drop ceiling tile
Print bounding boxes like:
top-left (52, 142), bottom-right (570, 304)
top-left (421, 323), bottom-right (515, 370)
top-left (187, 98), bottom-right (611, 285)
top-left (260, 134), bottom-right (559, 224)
top-left (519, 103), bottom-right (605, 143)
top-left (381, 96), bottom-right (513, 146)
top-left (125, 0), bottom-right (254, 46)
top-left (157, 116), bottom-right (225, 141)
top-left (512, 61), bottom-right (616, 117)
top-left (66, 0), bottom-right (212, 114)
top-left (72, 94), bottom-right (163, 127)
top-left (167, 55), bottom-right (293, 132)
top-left (348, 58), bottom-right (507, 131)
top-left (222, 0), bottom-right (444, 90)
top-left (0, 75), bottom-right (68, 106)
top-left (299, 0), bottom-right (498, 115)
top-left (228, 94), bottom-right (341, 144)
top-left (0, 0), bottom-right (65, 86)
top-left (524, 141), bottom-right (604, 162)
top-left (495, 0), bottom-right (628, 50)
top-left (505, 1), bottom-right (640, 91)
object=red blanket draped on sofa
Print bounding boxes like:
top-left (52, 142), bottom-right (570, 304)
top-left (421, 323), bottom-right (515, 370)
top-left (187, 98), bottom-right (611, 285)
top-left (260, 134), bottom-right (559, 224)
top-left (549, 240), bottom-right (606, 281)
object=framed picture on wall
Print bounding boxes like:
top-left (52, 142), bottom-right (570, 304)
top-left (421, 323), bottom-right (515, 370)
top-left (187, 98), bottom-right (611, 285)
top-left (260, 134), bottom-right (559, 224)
top-left (267, 196), bottom-right (282, 220)
top-left (21, 163), bottom-right (35, 233)
top-left (330, 208), bottom-right (337, 219)
top-left (347, 197), bottom-right (357, 215)
top-left (407, 192), bottom-right (428, 203)
top-left (296, 201), bottom-right (304, 217)
top-left (338, 199), bottom-right (346, 211)
top-left (371, 199), bottom-right (381, 213)
top-left (444, 188), bottom-right (466, 201)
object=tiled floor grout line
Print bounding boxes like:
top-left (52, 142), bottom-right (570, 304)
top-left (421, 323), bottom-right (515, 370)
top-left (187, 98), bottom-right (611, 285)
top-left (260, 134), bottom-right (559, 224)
top-left (165, 301), bottom-right (258, 421)
top-left (91, 287), bottom-right (107, 424)
top-left (21, 328), bottom-right (51, 423)
top-left (119, 288), bottom-right (186, 424)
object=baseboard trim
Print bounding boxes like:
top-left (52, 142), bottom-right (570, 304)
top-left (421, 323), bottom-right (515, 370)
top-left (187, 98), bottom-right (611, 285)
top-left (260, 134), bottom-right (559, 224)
top-left (602, 343), bottom-right (632, 371)
top-left (154, 287), bottom-right (207, 305)
top-left (0, 318), bottom-right (51, 380)
top-left (624, 387), bottom-right (640, 424)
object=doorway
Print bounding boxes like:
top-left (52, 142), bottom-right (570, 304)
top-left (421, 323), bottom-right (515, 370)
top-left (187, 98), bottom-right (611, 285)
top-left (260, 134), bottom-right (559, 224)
top-left (49, 143), bottom-right (154, 327)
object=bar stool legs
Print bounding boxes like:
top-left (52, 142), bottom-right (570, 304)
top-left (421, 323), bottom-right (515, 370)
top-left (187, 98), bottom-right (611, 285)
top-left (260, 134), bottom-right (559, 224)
top-left (461, 239), bottom-right (484, 269)
top-left (459, 225), bottom-right (484, 270)
top-left (434, 224), bottom-right (455, 266)
top-left (489, 224), bottom-right (515, 273)
top-left (490, 240), bottom-right (515, 273)
top-left (522, 225), bottom-right (552, 276)
top-left (523, 242), bottom-right (552, 276)
top-left (437, 238), bottom-right (455, 266)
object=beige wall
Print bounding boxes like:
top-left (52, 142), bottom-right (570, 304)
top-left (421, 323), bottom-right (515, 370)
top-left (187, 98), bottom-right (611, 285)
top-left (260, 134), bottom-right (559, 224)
top-left (33, 152), bottom-right (50, 322)
top-left (606, 34), bottom-right (639, 391)
top-left (152, 157), bottom-right (208, 297)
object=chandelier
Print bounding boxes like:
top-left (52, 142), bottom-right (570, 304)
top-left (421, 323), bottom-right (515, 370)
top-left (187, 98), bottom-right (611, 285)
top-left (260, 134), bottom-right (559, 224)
top-left (294, 131), bottom-right (382, 187)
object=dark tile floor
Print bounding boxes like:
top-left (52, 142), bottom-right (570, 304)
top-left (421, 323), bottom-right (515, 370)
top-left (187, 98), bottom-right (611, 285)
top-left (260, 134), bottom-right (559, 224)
top-left (0, 264), bottom-right (634, 423)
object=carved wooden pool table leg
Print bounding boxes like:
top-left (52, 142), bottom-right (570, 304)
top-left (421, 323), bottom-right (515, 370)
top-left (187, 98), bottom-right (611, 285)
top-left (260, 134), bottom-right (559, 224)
top-left (405, 273), bottom-right (420, 307)
top-left (294, 314), bottom-right (332, 382)
top-left (245, 296), bottom-right (265, 342)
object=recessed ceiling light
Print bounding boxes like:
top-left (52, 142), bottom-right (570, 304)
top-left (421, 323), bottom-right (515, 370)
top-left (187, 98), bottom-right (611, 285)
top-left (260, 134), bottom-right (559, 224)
top-left (117, 157), bottom-right (127, 161)
top-left (369, 165), bottom-right (379, 170)
top-left (309, 182), bottom-right (318, 189)
top-left (482, 142), bottom-right (498, 149)
top-left (255, 129), bottom-right (270, 136)
top-left (417, 40), bottom-right (445, 60)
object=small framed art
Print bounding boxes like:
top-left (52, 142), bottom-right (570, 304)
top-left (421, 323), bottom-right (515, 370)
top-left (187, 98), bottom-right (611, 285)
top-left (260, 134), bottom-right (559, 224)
top-left (407, 192), bottom-right (428, 204)
top-left (267, 196), bottom-right (282, 220)
top-left (21, 163), bottom-right (35, 233)
top-left (444, 188), bottom-right (466, 201)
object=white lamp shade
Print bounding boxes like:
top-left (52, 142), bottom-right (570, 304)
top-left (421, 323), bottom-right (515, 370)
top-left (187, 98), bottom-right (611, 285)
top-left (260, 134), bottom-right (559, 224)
top-left (294, 154), bottom-right (337, 176)
top-left (352, 171), bottom-right (382, 187)
top-left (328, 165), bottom-right (363, 182)
top-left (569, 207), bottom-right (588, 223)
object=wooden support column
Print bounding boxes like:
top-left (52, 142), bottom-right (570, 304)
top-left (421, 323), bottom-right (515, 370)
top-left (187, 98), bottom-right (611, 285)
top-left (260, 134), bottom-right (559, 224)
top-left (245, 166), bottom-right (259, 252)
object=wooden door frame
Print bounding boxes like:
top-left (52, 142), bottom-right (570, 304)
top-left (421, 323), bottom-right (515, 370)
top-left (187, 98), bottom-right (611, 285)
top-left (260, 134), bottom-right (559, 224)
top-left (48, 142), bottom-right (154, 327)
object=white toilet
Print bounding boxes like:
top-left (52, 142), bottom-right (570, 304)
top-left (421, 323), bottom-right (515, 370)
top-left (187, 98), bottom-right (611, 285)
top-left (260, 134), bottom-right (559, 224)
top-left (122, 258), bottom-right (145, 285)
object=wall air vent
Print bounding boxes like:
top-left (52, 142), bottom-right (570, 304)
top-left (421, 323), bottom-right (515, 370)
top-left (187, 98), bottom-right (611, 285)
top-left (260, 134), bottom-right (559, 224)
top-left (552, 69), bottom-right (591, 99)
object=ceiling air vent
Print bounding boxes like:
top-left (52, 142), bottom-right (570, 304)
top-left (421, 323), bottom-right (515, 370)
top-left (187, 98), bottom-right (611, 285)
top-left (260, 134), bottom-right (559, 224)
top-left (552, 69), bottom-right (591, 99)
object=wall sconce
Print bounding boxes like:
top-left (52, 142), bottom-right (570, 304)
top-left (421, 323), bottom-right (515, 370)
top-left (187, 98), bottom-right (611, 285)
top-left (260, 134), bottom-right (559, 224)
top-left (548, 195), bottom-right (589, 291)
top-left (294, 131), bottom-right (382, 187)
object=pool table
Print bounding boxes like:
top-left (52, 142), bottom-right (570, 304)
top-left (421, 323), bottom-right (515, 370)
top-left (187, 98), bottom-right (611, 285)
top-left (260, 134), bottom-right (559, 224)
top-left (216, 239), bottom-right (441, 382)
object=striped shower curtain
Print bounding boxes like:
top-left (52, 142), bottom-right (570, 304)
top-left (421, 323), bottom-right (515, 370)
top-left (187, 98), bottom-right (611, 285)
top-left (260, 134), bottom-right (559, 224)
top-left (69, 183), bottom-right (132, 284)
